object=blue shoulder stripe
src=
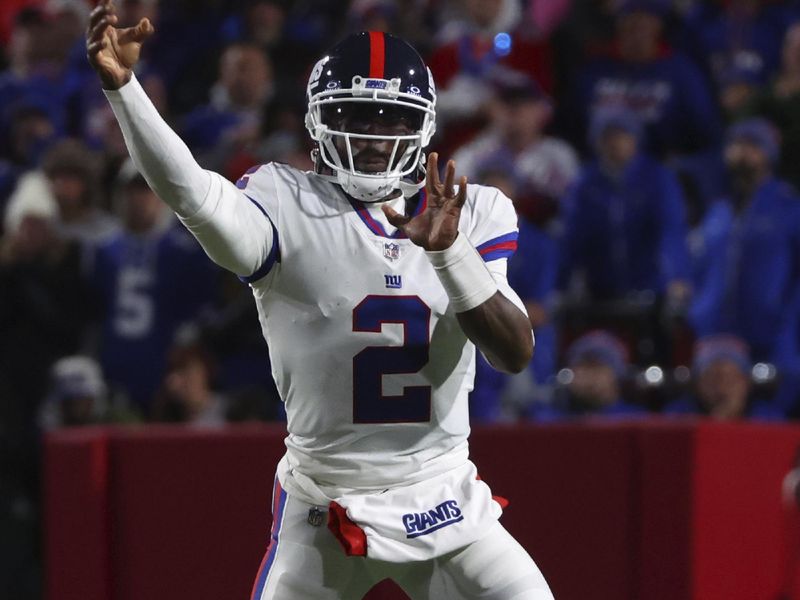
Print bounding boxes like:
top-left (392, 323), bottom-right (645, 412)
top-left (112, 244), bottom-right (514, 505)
top-left (239, 195), bottom-right (280, 284)
top-left (476, 231), bottom-right (518, 262)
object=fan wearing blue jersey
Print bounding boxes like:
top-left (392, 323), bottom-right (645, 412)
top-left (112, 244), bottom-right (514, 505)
top-left (86, 2), bottom-right (553, 598)
top-left (89, 161), bottom-right (220, 412)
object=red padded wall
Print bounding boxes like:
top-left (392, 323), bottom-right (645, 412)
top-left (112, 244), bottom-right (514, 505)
top-left (691, 423), bottom-right (800, 600)
top-left (44, 421), bottom-right (800, 600)
top-left (470, 424), bottom-right (639, 600)
top-left (109, 425), bottom-right (284, 600)
top-left (635, 423), bottom-right (694, 600)
top-left (44, 428), bottom-right (112, 600)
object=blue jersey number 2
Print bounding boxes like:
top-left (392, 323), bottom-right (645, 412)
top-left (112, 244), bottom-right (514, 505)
top-left (352, 295), bottom-right (432, 423)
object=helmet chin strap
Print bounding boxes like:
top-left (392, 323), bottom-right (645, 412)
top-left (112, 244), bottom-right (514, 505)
top-left (342, 165), bottom-right (427, 203)
top-left (336, 170), bottom-right (397, 202)
top-left (398, 177), bottom-right (425, 199)
top-left (314, 149), bottom-right (428, 204)
top-left (398, 158), bottom-right (427, 199)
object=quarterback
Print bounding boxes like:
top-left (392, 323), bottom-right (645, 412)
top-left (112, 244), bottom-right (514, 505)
top-left (87, 2), bottom-right (554, 599)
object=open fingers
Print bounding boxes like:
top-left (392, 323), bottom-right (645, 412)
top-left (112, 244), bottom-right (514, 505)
top-left (426, 152), bottom-right (440, 190)
top-left (87, 1), bottom-right (115, 35)
top-left (87, 15), bottom-right (116, 45)
top-left (454, 175), bottom-right (468, 208)
top-left (86, 18), bottom-right (115, 60)
top-left (443, 159), bottom-right (456, 198)
top-left (86, 39), bottom-right (107, 57)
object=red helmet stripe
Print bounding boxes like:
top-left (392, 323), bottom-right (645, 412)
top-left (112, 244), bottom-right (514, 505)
top-left (368, 31), bottom-right (385, 79)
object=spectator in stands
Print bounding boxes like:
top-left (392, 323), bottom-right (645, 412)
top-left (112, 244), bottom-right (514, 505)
top-left (41, 139), bottom-right (119, 245)
top-left (451, 71), bottom-right (579, 226)
top-left (1, 99), bottom-right (58, 171)
top-left (38, 355), bottom-right (140, 429)
top-left (346, 0), bottom-right (435, 55)
top-left (0, 52), bottom-right (60, 220)
top-left (0, 188), bottom-right (91, 440)
top-left (678, 0), bottom-right (794, 88)
top-left (0, 7), bottom-right (67, 136)
top-left (222, 0), bottom-right (320, 92)
top-left (664, 334), bottom-right (783, 420)
top-left (717, 62), bottom-right (762, 124)
top-left (560, 107), bottom-right (691, 306)
top-left (427, 0), bottom-right (553, 154)
top-left (152, 341), bottom-right (228, 427)
top-left (528, 330), bottom-right (646, 421)
top-left (747, 22), bottom-right (800, 190)
top-left (89, 161), bottom-right (219, 413)
top-left (689, 118), bottom-right (800, 364)
top-left (225, 90), bottom-right (313, 181)
top-left (179, 42), bottom-right (274, 171)
top-left (548, 0), bottom-right (618, 107)
top-left (3, 170), bottom-right (56, 235)
top-left (571, 0), bottom-right (720, 157)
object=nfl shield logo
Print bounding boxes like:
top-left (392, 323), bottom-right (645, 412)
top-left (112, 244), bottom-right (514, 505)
top-left (383, 242), bottom-right (401, 261)
top-left (307, 506), bottom-right (325, 527)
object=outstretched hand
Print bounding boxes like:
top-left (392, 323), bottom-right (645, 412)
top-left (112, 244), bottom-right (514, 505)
top-left (86, 0), bottom-right (154, 90)
top-left (382, 153), bottom-right (467, 251)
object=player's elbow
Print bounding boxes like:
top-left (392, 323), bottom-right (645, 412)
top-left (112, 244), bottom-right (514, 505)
top-left (492, 331), bottom-right (534, 374)
top-left (508, 338), bottom-right (534, 374)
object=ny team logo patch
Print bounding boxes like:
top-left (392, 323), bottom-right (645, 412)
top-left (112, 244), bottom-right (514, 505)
top-left (383, 242), bottom-right (401, 261)
top-left (402, 500), bottom-right (463, 538)
top-left (384, 274), bottom-right (402, 289)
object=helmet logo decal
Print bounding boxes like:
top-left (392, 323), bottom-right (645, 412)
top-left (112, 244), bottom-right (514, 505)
top-left (307, 56), bottom-right (329, 93)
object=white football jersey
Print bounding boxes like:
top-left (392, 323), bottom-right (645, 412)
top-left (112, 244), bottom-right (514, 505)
top-left (237, 163), bottom-right (524, 496)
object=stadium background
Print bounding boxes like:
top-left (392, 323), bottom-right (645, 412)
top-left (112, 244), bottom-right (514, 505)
top-left (4, 0), bottom-right (800, 598)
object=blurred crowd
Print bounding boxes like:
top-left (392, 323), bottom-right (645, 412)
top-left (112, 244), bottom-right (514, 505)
top-left (6, 0), bottom-right (800, 592)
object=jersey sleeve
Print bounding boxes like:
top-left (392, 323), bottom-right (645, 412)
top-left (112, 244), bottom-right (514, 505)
top-left (227, 163), bottom-right (282, 284)
top-left (465, 185), bottom-right (527, 316)
top-left (465, 185), bottom-right (520, 264)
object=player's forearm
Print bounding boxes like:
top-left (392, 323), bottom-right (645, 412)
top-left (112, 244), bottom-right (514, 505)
top-left (104, 74), bottom-right (272, 276)
top-left (104, 74), bottom-right (212, 217)
top-left (457, 294), bottom-right (534, 374)
top-left (427, 233), bottom-right (533, 373)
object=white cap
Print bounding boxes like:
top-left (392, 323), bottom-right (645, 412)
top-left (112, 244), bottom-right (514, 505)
top-left (51, 356), bottom-right (107, 400)
top-left (3, 171), bottom-right (58, 234)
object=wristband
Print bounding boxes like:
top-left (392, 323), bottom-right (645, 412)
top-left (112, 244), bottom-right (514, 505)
top-left (426, 233), bottom-right (498, 313)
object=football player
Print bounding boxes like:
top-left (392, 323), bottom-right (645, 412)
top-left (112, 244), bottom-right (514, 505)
top-left (86, 2), bottom-right (554, 598)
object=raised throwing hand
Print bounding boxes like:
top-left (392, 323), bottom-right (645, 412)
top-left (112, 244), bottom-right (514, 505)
top-left (86, 0), bottom-right (154, 90)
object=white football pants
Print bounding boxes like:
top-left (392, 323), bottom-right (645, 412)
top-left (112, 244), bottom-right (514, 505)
top-left (250, 484), bottom-right (555, 600)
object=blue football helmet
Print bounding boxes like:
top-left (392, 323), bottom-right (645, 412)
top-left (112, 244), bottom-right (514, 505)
top-left (305, 31), bottom-right (437, 202)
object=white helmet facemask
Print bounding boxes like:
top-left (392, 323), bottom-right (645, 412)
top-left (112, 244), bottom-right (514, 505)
top-left (306, 72), bottom-right (436, 202)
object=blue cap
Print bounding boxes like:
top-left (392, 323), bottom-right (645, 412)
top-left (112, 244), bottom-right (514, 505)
top-left (717, 62), bottom-right (761, 88)
top-left (588, 105), bottom-right (643, 149)
top-left (726, 117), bottom-right (780, 164)
top-left (692, 334), bottom-right (751, 375)
top-left (567, 330), bottom-right (629, 378)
